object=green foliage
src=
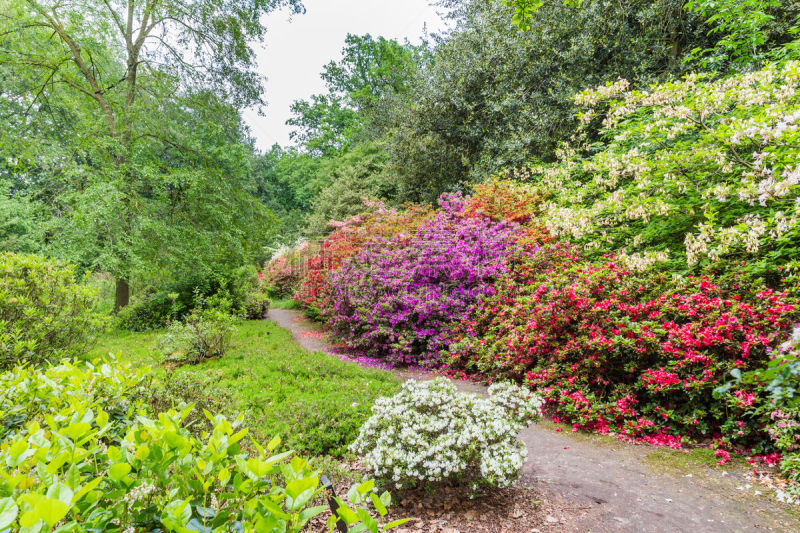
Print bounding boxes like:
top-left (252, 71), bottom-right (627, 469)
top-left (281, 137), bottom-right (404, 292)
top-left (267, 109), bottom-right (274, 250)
top-left (537, 60), bottom-right (800, 281)
top-left (388, 0), bottom-right (716, 202)
top-left (288, 34), bottom-right (426, 156)
top-left (244, 286), bottom-right (272, 320)
top-left (88, 321), bottom-right (403, 458)
top-left (0, 252), bottom-right (104, 368)
top-left (0, 181), bottom-right (44, 254)
top-left (0, 357), bottom-right (401, 532)
top-left (504, 0), bottom-right (584, 31)
top-left (0, 0), bottom-right (292, 309)
top-left (303, 143), bottom-right (397, 238)
top-left (686, 0), bottom-right (799, 69)
top-left (118, 266), bottom-right (262, 331)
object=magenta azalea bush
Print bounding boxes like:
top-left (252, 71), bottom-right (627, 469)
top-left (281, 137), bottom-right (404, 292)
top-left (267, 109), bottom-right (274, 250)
top-left (323, 194), bottom-right (522, 366)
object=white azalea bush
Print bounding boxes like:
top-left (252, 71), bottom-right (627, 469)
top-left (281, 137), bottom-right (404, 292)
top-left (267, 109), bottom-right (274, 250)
top-left (350, 378), bottom-right (543, 490)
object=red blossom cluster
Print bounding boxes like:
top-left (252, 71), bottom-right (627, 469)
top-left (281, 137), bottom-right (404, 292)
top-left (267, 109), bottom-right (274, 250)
top-left (295, 202), bottom-right (432, 309)
top-left (447, 242), bottom-right (799, 447)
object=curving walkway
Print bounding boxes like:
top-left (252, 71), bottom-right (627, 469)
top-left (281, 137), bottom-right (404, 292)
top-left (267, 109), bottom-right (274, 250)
top-left (267, 308), bottom-right (800, 532)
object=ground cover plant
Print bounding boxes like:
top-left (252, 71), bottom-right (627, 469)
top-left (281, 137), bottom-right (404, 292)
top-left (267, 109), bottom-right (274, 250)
top-left (89, 320), bottom-right (402, 458)
top-left (0, 357), bottom-right (404, 532)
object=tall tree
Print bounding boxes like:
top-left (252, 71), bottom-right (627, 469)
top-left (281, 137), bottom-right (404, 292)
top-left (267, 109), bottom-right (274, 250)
top-left (287, 33), bottom-right (427, 155)
top-left (0, 0), bottom-right (301, 309)
top-left (389, 0), bottom-right (719, 202)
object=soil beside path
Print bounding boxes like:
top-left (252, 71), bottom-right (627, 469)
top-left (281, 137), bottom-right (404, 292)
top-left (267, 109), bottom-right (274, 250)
top-left (267, 308), bottom-right (800, 532)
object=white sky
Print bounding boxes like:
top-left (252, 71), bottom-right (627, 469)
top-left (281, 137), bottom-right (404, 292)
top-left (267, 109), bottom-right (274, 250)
top-left (242, 0), bottom-right (449, 152)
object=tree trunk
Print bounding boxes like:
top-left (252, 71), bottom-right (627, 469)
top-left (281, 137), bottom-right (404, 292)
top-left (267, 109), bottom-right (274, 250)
top-left (114, 278), bottom-right (130, 311)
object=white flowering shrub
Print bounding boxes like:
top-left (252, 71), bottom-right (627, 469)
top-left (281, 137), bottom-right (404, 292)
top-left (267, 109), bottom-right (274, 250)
top-left (533, 60), bottom-right (800, 279)
top-left (350, 378), bottom-right (543, 490)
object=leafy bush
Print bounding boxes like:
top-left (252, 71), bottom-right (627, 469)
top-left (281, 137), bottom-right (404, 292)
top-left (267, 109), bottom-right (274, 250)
top-left (0, 357), bottom-right (403, 532)
top-left (719, 324), bottom-right (800, 498)
top-left (159, 305), bottom-right (236, 365)
top-left (117, 266), bottom-right (262, 331)
top-left (244, 270), bottom-right (271, 319)
top-left (350, 378), bottom-right (542, 490)
top-left (325, 194), bottom-right (521, 366)
top-left (244, 289), bottom-right (271, 319)
top-left (0, 252), bottom-right (104, 368)
top-left (449, 242), bottom-right (799, 446)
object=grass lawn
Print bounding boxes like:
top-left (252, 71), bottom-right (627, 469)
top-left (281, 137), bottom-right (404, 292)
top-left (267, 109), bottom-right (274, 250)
top-left (87, 320), bottom-right (401, 457)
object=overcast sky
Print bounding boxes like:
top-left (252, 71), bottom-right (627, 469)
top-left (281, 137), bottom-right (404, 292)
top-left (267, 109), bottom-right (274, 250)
top-left (242, 0), bottom-right (449, 152)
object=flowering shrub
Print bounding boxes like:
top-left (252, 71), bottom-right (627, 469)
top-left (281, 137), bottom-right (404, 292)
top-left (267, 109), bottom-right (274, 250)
top-left (324, 194), bottom-right (522, 365)
top-left (449, 244), bottom-right (799, 445)
top-left (350, 378), bottom-right (542, 490)
top-left (297, 200), bottom-right (432, 310)
top-left (535, 60), bottom-right (800, 279)
top-left (0, 357), bottom-right (403, 532)
top-left (265, 244), bottom-right (313, 298)
top-left (460, 177), bottom-right (547, 225)
top-left (720, 324), bottom-right (800, 495)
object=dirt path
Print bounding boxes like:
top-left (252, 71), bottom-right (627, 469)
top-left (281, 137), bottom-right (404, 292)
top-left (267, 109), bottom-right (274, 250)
top-left (267, 308), bottom-right (800, 532)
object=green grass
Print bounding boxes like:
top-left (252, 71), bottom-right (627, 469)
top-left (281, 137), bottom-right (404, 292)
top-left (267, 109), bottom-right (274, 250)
top-left (87, 320), bottom-right (401, 457)
top-left (269, 298), bottom-right (299, 309)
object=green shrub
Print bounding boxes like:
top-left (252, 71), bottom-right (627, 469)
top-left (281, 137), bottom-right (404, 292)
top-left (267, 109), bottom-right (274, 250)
top-left (159, 305), bottom-right (236, 365)
top-left (0, 252), bottom-right (104, 368)
top-left (117, 265), bottom-right (262, 331)
top-left (116, 289), bottom-right (182, 331)
top-left (0, 357), bottom-right (405, 532)
top-left (244, 273), bottom-right (271, 319)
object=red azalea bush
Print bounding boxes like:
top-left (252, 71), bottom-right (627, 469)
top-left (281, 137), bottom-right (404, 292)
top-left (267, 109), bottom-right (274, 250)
top-left (448, 242), bottom-right (800, 446)
top-left (296, 200), bottom-right (433, 310)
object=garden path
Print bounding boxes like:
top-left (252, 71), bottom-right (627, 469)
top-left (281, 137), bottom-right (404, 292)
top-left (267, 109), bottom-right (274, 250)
top-left (267, 308), bottom-right (800, 532)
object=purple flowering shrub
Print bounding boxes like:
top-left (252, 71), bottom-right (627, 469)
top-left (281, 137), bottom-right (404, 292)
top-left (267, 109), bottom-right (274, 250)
top-left (323, 194), bottom-right (522, 366)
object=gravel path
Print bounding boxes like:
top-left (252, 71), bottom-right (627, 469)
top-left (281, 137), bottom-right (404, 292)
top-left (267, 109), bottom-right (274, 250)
top-left (267, 308), bottom-right (800, 532)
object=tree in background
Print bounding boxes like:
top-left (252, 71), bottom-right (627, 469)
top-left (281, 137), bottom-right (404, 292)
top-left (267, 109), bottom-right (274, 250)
top-left (0, 0), bottom-right (301, 309)
top-left (288, 33), bottom-right (427, 155)
top-left (254, 33), bottom-right (427, 244)
top-left (388, 0), bottom-right (722, 203)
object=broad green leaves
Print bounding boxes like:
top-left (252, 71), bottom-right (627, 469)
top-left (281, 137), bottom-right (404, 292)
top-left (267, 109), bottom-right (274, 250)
top-left (0, 357), bottom-right (402, 532)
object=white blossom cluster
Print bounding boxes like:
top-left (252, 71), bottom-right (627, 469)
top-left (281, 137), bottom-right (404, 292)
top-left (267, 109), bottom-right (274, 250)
top-left (350, 378), bottom-right (542, 490)
top-left (532, 60), bottom-right (800, 268)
